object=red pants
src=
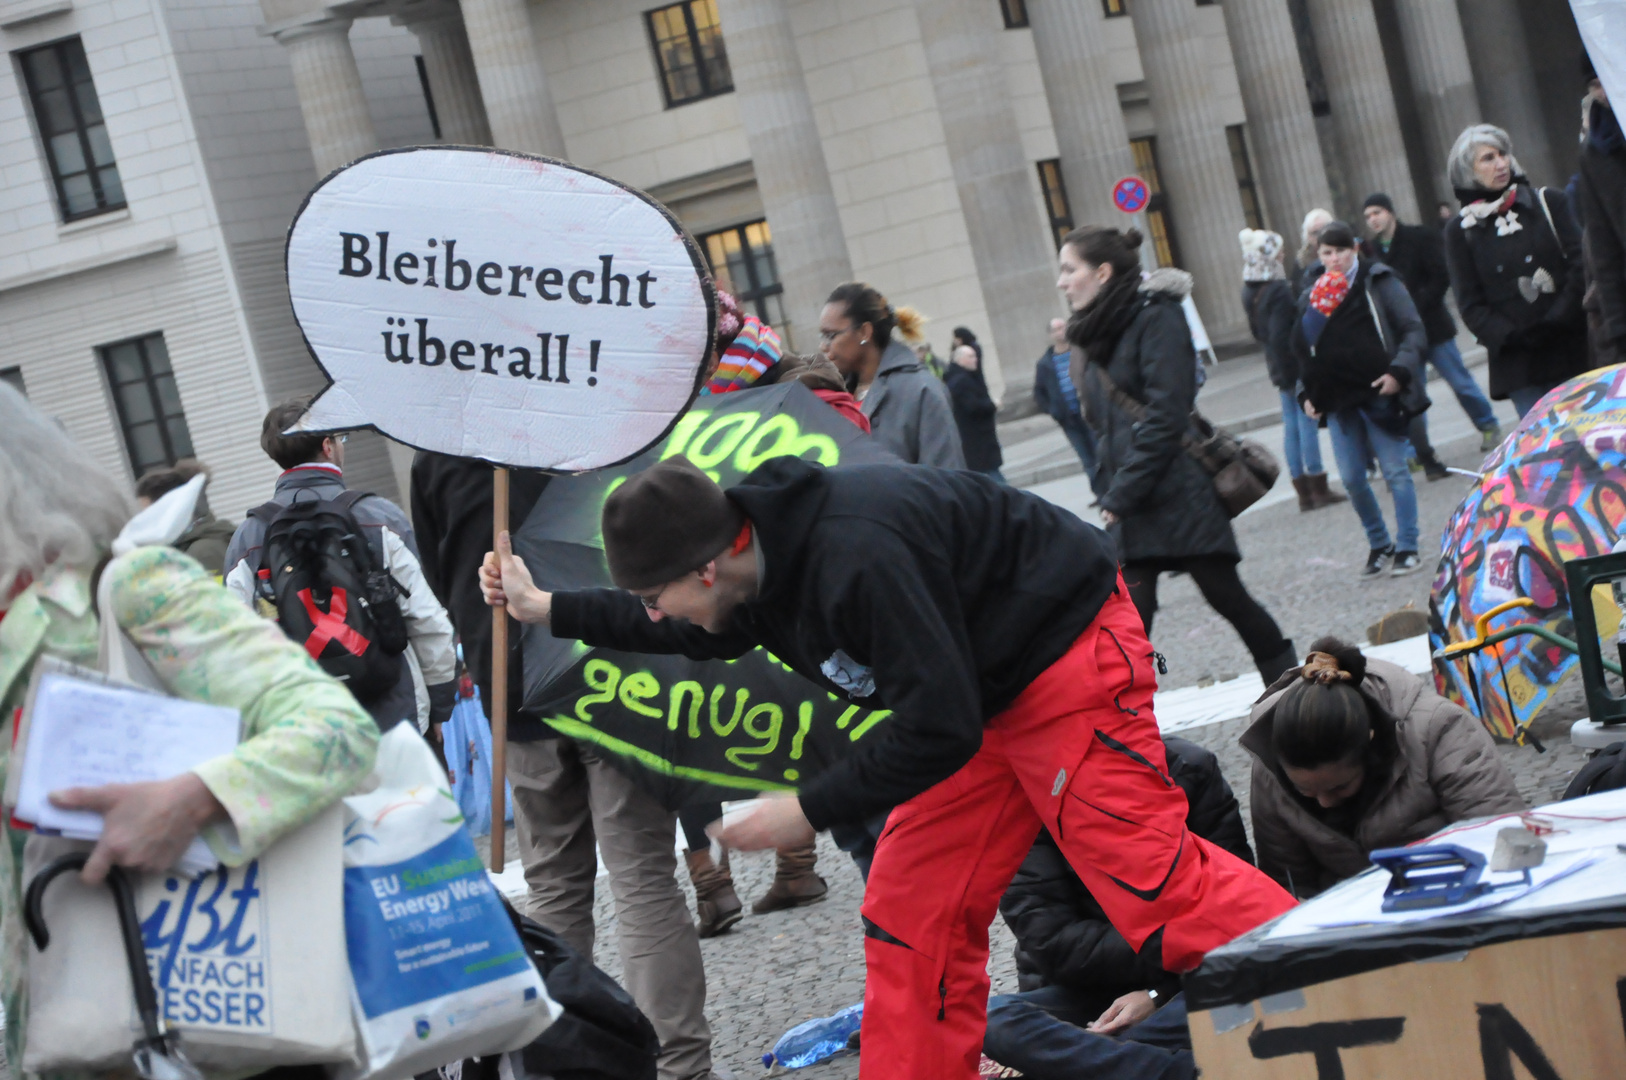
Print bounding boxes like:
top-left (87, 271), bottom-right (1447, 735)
top-left (857, 582), bottom-right (1296, 1079)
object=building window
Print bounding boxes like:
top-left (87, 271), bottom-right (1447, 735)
top-left (701, 220), bottom-right (785, 328)
top-left (1, 367), bottom-right (24, 396)
top-left (646, 1), bottom-right (733, 108)
top-left (18, 37), bottom-right (125, 222)
top-left (415, 56), bottom-right (442, 140)
top-left (101, 333), bottom-right (194, 476)
top-left (1226, 124), bottom-right (1265, 230)
top-left (1000, 0), bottom-right (1029, 28)
top-left (1129, 137), bottom-right (1181, 269)
top-left (1036, 159), bottom-right (1074, 248)
top-left (1102, 0), bottom-right (1127, 16)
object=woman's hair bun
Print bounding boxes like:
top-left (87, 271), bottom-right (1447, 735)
top-left (894, 306), bottom-right (926, 343)
top-left (1306, 635), bottom-right (1367, 684)
top-left (1123, 228), bottom-right (1144, 250)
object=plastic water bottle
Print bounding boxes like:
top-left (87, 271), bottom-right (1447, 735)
top-left (761, 1002), bottom-right (863, 1069)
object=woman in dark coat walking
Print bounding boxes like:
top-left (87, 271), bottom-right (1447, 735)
top-left (1444, 123), bottom-right (1591, 417)
top-left (944, 326), bottom-right (1004, 479)
top-left (1061, 226), bottom-right (1295, 683)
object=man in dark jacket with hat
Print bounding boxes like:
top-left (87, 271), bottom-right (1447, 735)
top-left (481, 456), bottom-right (1296, 1080)
top-left (984, 736), bottom-right (1253, 1080)
top-left (1363, 192), bottom-right (1503, 466)
top-left (1580, 64), bottom-right (1626, 366)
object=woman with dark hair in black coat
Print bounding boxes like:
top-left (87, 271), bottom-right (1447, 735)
top-left (944, 326), bottom-right (1005, 480)
top-left (1444, 123), bottom-right (1592, 416)
top-left (1060, 225), bottom-right (1295, 684)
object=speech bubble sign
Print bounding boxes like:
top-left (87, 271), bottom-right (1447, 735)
top-left (284, 146), bottom-right (715, 472)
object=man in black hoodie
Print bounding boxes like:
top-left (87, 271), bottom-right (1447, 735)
top-left (482, 456), bottom-right (1295, 1079)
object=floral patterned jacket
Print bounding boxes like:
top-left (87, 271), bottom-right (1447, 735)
top-left (0, 546), bottom-right (378, 1071)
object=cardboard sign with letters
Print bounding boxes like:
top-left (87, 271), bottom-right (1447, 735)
top-left (284, 146), bottom-right (715, 472)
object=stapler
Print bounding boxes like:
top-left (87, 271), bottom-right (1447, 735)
top-left (1368, 843), bottom-right (1532, 913)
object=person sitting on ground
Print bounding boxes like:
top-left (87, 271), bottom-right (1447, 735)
top-left (224, 397), bottom-right (457, 736)
top-left (134, 458), bottom-right (238, 577)
top-left (1243, 637), bottom-right (1526, 899)
top-left (1292, 221), bottom-right (1430, 580)
top-left (944, 326), bottom-right (1004, 481)
top-left (983, 736), bottom-right (1253, 1080)
top-left (1240, 229), bottom-right (1344, 513)
top-left (0, 384), bottom-right (378, 1070)
top-left (819, 281), bottom-right (964, 468)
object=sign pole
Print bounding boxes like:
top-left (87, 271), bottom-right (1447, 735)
top-left (489, 466), bottom-right (510, 873)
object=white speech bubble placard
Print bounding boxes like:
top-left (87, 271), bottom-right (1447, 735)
top-left (284, 147), bottom-right (714, 472)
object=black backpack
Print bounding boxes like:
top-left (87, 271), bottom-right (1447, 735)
top-left (249, 491), bottom-right (409, 702)
top-left (1562, 740), bottom-right (1626, 801)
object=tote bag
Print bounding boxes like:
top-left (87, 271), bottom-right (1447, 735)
top-left (21, 544), bottom-right (356, 1071)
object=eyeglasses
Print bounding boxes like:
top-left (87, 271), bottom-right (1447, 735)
top-left (818, 324), bottom-right (855, 346)
top-left (337, 434), bottom-right (348, 444)
top-left (637, 582), bottom-right (671, 613)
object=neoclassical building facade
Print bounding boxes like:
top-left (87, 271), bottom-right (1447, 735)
top-left (0, 0), bottom-right (1585, 509)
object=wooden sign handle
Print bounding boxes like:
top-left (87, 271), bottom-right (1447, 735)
top-left (489, 466), bottom-right (510, 873)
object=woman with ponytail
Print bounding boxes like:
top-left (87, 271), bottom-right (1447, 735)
top-left (1241, 637), bottom-right (1524, 898)
top-left (819, 282), bottom-right (965, 467)
top-left (1060, 226), bottom-right (1297, 685)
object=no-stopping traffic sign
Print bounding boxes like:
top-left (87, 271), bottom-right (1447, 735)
top-left (1112, 175), bottom-right (1151, 215)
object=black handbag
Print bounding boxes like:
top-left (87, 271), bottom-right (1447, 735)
top-left (1089, 367), bottom-right (1279, 519)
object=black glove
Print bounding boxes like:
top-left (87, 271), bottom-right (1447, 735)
top-left (426, 679), bottom-right (458, 729)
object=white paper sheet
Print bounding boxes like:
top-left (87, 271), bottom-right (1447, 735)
top-left (15, 673), bottom-right (240, 872)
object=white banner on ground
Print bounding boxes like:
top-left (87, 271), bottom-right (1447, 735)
top-left (284, 147), bottom-right (715, 472)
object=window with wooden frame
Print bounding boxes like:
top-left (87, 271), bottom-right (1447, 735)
top-left (1102, 0), bottom-right (1127, 17)
top-left (1036, 159), bottom-right (1074, 248)
top-left (1000, 0), bottom-right (1030, 28)
top-left (1129, 136), bottom-right (1181, 269)
top-left (18, 36), bottom-right (125, 221)
top-left (1227, 124), bottom-right (1265, 230)
top-left (700, 220), bottom-right (786, 328)
top-left (646, 1), bottom-right (733, 108)
top-left (101, 333), bottom-right (195, 476)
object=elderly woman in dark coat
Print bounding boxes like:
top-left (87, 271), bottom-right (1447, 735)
top-left (1443, 123), bottom-right (1591, 417)
top-left (944, 326), bottom-right (1004, 480)
top-left (1061, 225), bottom-right (1295, 684)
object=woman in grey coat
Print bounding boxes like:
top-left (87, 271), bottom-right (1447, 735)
top-left (819, 282), bottom-right (965, 468)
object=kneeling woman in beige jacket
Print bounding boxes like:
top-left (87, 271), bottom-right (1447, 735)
top-left (1242, 637), bottom-right (1526, 898)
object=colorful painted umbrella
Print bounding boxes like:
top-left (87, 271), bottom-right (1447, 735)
top-left (1430, 364), bottom-right (1626, 739)
top-left (513, 380), bottom-right (900, 809)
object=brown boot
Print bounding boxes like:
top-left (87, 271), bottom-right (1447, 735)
top-left (1291, 474), bottom-right (1314, 511)
top-left (1306, 473), bottom-right (1348, 509)
top-left (750, 841), bottom-right (829, 914)
top-left (685, 848), bottom-right (743, 938)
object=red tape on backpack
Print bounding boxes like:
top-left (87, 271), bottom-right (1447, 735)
top-left (298, 587), bottom-right (370, 658)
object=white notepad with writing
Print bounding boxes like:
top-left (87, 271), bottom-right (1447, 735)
top-left (13, 664), bottom-right (241, 873)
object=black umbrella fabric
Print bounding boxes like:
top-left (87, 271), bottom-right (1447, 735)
top-left (514, 381), bottom-right (900, 809)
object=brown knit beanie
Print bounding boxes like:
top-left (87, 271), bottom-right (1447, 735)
top-left (603, 457), bottom-right (744, 590)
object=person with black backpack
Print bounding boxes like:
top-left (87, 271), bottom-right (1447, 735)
top-left (224, 397), bottom-right (456, 734)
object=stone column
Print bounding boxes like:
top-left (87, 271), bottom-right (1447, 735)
top-left (1128, 0), bottom-right (1248, 339)
top-left (396, 1), bottom-right (493, 146)
top-left (460, 0), bottom-right (566, 156)
top-left (1302, 0), bottom-right (1420, 221)
top-left (913, 0), bottom-right (1065, 399)
top-left (1219, 0), bottom-right (1335, 235)
top-left (713, 0), bottom-right (852, 347)
top-left (1024, 0), bottom-right (1138, 228)
top-left (1390, 0), bottom-right (1479, 207)
top-left (271, 15), bottom-right (378, 174)
top-left (1455, 0), bottom-right (1558, 185)
top-left (263, 5), bottom-right (406, 501)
